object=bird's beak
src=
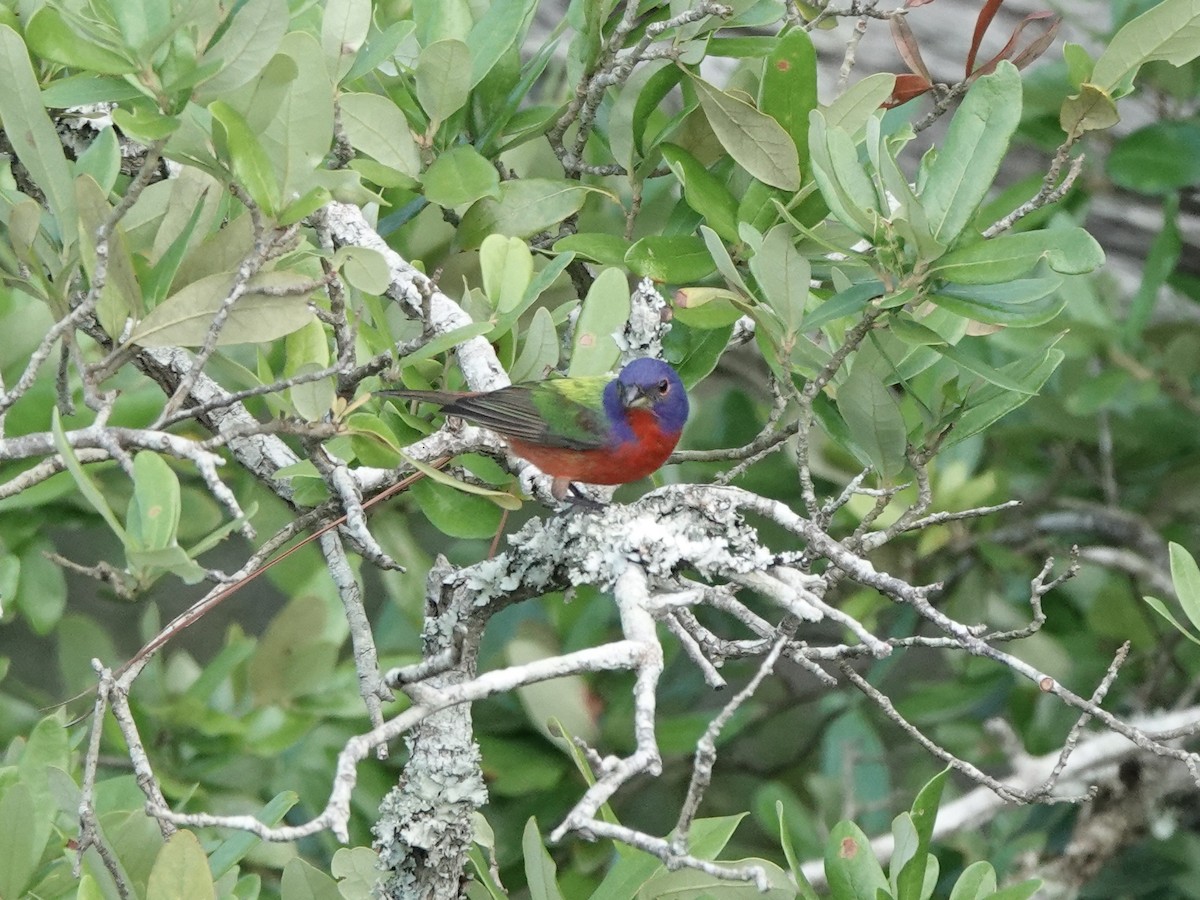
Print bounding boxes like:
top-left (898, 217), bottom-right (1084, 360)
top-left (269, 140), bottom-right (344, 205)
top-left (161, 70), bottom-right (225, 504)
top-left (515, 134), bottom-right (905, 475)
top-left (623, 383), bottom-right (651, 409)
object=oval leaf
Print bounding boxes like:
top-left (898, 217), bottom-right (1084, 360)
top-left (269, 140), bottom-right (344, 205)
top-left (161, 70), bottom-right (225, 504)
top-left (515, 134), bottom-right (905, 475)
top-left (128, 271), bottom-right (318, 347)
top-left (688, 73), bottom-right (800, 190)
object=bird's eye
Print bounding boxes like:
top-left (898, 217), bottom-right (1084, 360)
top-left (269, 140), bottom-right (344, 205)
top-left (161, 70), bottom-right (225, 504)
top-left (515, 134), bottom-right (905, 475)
top-left (657, 379), bottom-right (670, 394)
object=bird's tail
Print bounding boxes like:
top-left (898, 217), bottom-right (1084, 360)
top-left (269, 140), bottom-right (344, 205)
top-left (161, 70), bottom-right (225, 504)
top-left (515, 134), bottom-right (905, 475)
top-left (374, 388), bottom-right (477, 408)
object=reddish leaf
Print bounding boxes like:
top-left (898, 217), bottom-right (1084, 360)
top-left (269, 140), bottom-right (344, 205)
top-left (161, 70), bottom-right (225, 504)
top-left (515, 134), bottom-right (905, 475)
top-left (1008, 13), bottom-right (1061, 71)
top-left (904, 0), bottom-right (938, 6)
top-left (883, 73), bottom-right (934, 108)
top-left (965, 0), bottom-right (1006, 76)
top-left (891, 14), bottom-right (933, 82)
top-left (970, 12), bottom-right (1060, 80)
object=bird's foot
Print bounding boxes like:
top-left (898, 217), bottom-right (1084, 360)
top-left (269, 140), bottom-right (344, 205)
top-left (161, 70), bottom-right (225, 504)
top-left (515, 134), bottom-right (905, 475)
top-left (565, 483), bottom-right (607, 512)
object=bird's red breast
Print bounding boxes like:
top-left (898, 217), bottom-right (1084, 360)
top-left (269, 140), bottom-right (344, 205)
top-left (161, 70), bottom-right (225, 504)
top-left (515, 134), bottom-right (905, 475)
top-left (507, 408), bottom-right (681, 485)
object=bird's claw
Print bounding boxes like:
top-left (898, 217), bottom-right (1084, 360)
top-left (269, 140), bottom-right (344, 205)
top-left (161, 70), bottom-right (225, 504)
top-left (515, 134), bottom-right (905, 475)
top-left (565, 483), bottom-right (607, 512)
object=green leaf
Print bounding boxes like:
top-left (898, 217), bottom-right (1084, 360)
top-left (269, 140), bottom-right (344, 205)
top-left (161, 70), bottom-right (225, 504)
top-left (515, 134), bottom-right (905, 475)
top-left (280, 858), bottom-right (341, 900)
top-left (1107, 121), bottom-right (1200, 195)
top-left (685, 814), bottom-right (749, 859)
top-left (688, 72), bottom-right (801, 190)
top-left (227, 52), bottom-right (299, 133)
top-left (332, 847), bottom-right (380, 900)
top-left (1125, 194), bottom-right (1180, 342)
top-left (759, 27), bottom-right (818, 173)
top-left (1059, 83), bottom-right (1120, 135)
top-left (77, 174), bottom-right (144, 336)
top-left (466, 0), bottom-right (539, 87)
top-left (509, 306), bottom-right (559, 383)
top-left (195, 0), bottom-right (288, 102)
top-left (569, 267), bottom-right (629, 377)
top-left (20, 714), bottom-right (69, 792)
top-left (345, 412), bottom-right (403, 467)
top-left (672, 287), bottom-right (746, 329)
top-left (491, 251), bottom-right (575, 339)
top-left (14, 542), bottom-right (67, 634)
top-left (889, 814), bottom-right (920, 898)
top-left (340, 92), bottom-right (422, 178)
top-left (408, 477), bottom-right (504, 538)
top-left (946, 347), bottom-right (1063, 447)
top-left (147, 830), bottom-right (217, 900)
top-left (623, 62), bottom-right (684, 162)
top-left (749, 223), bottom-right (809, 335)
top-left (929, 279), bottom-right (1065, 327)
top-left (1169, 542), bottom-right (1200, 633)
top-left (700, 224), bottom-right (752, 295)
top-left (128, 271), bottom-right (318, 347)
top-left (0, 26), bottom-right (78, 247)
top-left (184, 499), bottom-right (257, 559)
top-left (208, 793), bottom-right (299, 879)
top-left (279, 185), bottom-right (333, 225)
top-left (1063, 42), bottom-right (1094, 89)
top-left (895, 768), bottom-right (948, 900)
top-left (808, 111), bottom-right (878, 236)
top-left (929, 228), bottom-right (1104, 284)
top-left (822, 72), bottom-right (896, 135)
top-left (399, 450), bottom-right (522, 511)
top-left (334, 245), bottom-right (391, 295)
top-left (0, 783), bottom-right (47, 900)
top-left (663, 320), bottom-right (734, 389)
top-left (552, 233), bottom-right (631, 267)
top-left (934, 341), bottom-right (1040, 394)
top-left (109, 0), bottom-right (164, 58)
top-left (838, 364), bottom-right (907, 480)
top-left (640, 859), bottom-right (795, 898)
top-left (660, 143), bottom-right (740, 242)
top-left (398, 322), bottom-right (495, 367)
top-left (127, 452), bottom-right (182, 552)
top-left (211, 100), bottom-right (280, 215)
top-left (1144, 596), bottom-right (1200, 646)
top-left (523, 818), bottom-right (565, 900)
top-left (480, 234), bottom-right (534, 313)
top-left (41, 73), bottom-right (144, 107)
top-left (321, 0), bottom-right (371, 81)
top-left (26, 8), bottom-right (138, 74)
top-left (458, 179), bottom-right (603, 249)
top-left (480, 735), bottom-right (563, 797)
top-left (985, 880), bottom-right (1044, 900)
top-left (508, 627), bottom-right (599, 746)
top-left (825, 820), bottom-right (890, 900)
top-left (416, 39), bottom-right (472, 124)
top-left (921, 62), bottom-right (1022, 246)
top-left (423, 145), bottom-right (502, 207)
top-left (344, 20), bottom-right (415, 85)
top-left (805, 281), bottom-right (884, 333)
top-left (948, 861), bottom-right (997, 900)
top-left (1091, 0), bottom-right (1200, 91)
top-left (289, 362), bottom-right (336, 422)
top-left (143, 185), bottom-right (211, 306)
top-left (51, 408), bottom-right (128, 543)
top-left (262, 32), bottom-right (336, 200)
top-left (249, 594), bottom-right (339, 704)
top-left (625, 234), bottom-right (716, 283)
top-left (777, 801), bottom-right (820, 900)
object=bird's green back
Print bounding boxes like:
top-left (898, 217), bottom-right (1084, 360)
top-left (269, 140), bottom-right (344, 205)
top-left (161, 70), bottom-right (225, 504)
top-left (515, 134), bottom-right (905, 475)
top-left (527, 375), bottom-right (612, 445)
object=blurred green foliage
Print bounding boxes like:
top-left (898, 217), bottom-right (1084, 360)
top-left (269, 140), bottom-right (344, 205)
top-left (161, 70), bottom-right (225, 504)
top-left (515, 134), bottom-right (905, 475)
top-left (0, 0), bottom-right (1199, 897)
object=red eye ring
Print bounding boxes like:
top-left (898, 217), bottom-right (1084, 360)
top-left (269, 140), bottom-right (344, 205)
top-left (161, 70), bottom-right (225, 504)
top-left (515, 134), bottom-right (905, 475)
top-left (658, 379), bottom-right (670, 393)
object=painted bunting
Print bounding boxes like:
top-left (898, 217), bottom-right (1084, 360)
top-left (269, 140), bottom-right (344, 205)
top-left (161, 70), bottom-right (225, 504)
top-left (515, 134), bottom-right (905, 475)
top-left (382, 357), bottom-right (688, 500)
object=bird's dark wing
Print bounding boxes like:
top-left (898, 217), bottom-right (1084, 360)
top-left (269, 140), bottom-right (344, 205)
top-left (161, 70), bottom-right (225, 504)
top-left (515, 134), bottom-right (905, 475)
top-left (382, 386), bottom-right (608, 451)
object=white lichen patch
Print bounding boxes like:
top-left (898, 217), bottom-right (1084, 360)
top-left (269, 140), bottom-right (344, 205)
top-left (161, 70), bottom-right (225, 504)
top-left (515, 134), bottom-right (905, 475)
top-left (458, 488), bottom-right (778, 606)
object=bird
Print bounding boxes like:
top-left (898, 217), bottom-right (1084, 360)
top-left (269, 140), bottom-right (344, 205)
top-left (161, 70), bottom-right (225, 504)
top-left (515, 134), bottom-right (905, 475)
top-left (379, 357), bottom-right (689, 502)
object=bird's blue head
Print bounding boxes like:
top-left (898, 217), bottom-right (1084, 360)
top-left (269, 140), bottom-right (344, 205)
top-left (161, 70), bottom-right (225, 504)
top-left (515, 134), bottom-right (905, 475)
top-left (603, 357), bottom-right (689, 437)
